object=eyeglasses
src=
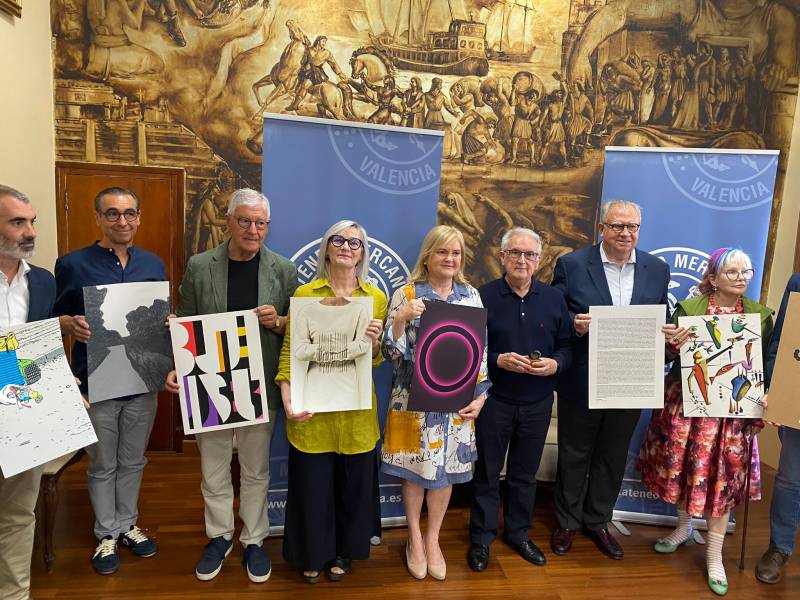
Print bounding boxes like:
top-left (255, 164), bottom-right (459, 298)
top-left (99, 209), bottom-right (139, 223)
top-left (504, 249), bottom-right (541, 261)
top-left (235, 217), bottom-right (270, 231)
top-left (329, 235), bottom-right (363, 250)
top-left (722, 268), bottom-right (755, 281)
top-left (603, 222), bottom-right (640, 233)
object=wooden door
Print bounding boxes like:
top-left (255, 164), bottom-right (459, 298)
top-left (55, 162), bottom-right (185, 451)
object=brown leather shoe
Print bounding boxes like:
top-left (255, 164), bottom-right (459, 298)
top-left (550, 528), bottom-right (577, 555)
top-left (755, 545), bottom-right (790, 584)
top-left (586, 527), bottom-right (624, 560)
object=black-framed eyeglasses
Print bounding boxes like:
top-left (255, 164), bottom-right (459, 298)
top-left (329, 235), bottom-right (363, 250)
top-left (722, 268), bottom-right (755, 281)
top-left (603, 222), bottom-right (640, 233)
top-left (503, 249), bottom-right (541, 261)
top-left (236, 217), bottom-right (270, 231)
top-left (99, 209), bottom-right (139, 223)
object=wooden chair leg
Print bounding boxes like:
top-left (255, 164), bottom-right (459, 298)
top-left (41, 474), bottom-right (58, 574)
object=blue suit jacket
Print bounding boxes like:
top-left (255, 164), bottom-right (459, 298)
top-left (26, 264), bottom-right (56, 322)
top-left (766, 272), bottom-right (800, 385)
top-left (551, 244), bottom-right (670, 399)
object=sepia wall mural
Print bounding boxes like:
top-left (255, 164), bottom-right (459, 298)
top-left (50, 0), bottom-right (800, 288)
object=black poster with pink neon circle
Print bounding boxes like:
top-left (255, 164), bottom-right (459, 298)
top-left (408, 301), bottom-right (487, 412)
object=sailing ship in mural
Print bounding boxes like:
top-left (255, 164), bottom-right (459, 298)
top-left (481, 0), bottom-right (536, 63)
top-left (349, 0), bottom-right (490, 76)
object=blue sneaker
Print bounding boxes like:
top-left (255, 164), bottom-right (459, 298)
top-left (243, 544), bottom-right (272, 583)
top-left (119, 525), bottom-right (158, 558)
top-left (195, 536), bottom-right (233, 581)
top-left (92, 536), bottom-right (120, 575)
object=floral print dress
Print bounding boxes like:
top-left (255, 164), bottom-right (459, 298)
top-left (380, 281), bottom-right (491, 489)
top-left (638, 293), bottom-right (773, 517)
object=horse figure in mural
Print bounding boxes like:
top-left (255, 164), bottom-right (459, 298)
top-left (251, 19), bottom-right (309, 115)
top-left (349, 47), bottom-right (395, 105)
top-left (249, 19), bottom-right (356, 124)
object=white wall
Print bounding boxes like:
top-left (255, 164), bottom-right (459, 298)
top-left (0, 3), bottom-right (57, 269)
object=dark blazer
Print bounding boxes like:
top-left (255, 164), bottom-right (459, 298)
top-left (27, 264), bottom-right (56, 321)
top-left (766, 272), bottom-right (800, 384)
top-left (551, 244), bottom-right (670, 399)
top-left (176, 241), bottom-right (298, 410)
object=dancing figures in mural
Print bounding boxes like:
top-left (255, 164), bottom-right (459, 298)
top-left (51, 0), bottom-right (800, 287)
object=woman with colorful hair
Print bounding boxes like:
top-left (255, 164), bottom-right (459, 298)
top-left (638, 247), bottom-right (774, 596)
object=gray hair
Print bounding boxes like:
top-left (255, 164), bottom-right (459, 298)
top-left (227, 188), bottom-right (271, 217)
top-left (0, 185), bottom-right (30, 204)
top-left (501, 227), bottom-right (542, 251)
top-left (315, 220), bottom-right (370, 282)
top-left (599, 199), bottom-right (642, 223)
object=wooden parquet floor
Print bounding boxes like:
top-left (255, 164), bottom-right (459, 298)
top-left (30, 444), bottom-right (798, 600)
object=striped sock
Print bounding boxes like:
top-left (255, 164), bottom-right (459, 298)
top-left (661, 508), bottom-right (693, 546)
top-left (706, 531), bottom-right (727, 583)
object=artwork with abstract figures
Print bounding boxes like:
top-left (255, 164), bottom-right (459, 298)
top-left (170, 310), bottom-right (268, 434)
top-left (50, 1), bottom-right (800, 289)
top-left (0, 318), bottom-right (96, 477)
top-left (409, 300), bottom-right (487, 412)
top-left (678, 313), bottom-right (765, 418)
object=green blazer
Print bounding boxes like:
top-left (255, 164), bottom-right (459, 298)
top-left (176, 240), bottom-right (298, 410)
top-left (668, 294), bottom-right (774, 382)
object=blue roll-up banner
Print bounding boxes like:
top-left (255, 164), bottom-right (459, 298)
top-left (601, 147), bottom-right (779, 527)
top-left (261, 114), bottom-right (443, 531)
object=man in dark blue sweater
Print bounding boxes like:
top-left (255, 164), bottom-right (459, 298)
top-left (468, 227), bottom-right (572, 572)
top-left (55, 187), bottom-right (166, 576)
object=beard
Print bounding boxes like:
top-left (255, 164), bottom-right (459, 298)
top-left (0, 235), bottom-right (35, 260)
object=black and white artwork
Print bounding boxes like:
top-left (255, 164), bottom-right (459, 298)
top-left (84, 281), bottom-right (172, 403)
top-left (290, 296), bottom-right (373, 414)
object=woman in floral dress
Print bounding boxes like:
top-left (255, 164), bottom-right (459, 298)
top-left (381, 225), bottom-right (490, 581)
top-left (638, 248), bottom-right (774, 596)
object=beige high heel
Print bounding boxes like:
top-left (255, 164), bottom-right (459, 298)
top-left (405, 543), bottom-right (427, 580)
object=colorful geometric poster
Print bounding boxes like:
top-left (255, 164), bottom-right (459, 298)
top-left (170, 311), bottom-right (268, 434)
top-left (408, 301), bottom-right (487, 413)
top-left (290, 296), bottom-right (373, 414)
top-left (85, 281), bottom-right (172, 403)
top-left (678, 313), bottom-right (765, 419)
top-left (0, 318), bottom-right (96, 477)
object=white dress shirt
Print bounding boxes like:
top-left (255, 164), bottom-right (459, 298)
top-left (599, 244), bottom-right (636, 306)
top-left (0, 259), bottom-right (31, 327)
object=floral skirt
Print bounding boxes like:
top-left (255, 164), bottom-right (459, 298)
top-left (637, 377), bottom-right (761, 518)
top-left (380, 386), bottom-right (476, 489)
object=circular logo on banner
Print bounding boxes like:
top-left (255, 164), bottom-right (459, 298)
top-left (662, 152), bottom-right (776, 211)
top-left (290, 237), bottom-right (410, 299)
top-left (651, 246), bottom-right (710, 314)
top-left (328, 125), bottom-right (442, 196)
top-left (416, 323), bottom-right (481, 395)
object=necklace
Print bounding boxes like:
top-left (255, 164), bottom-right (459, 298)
top-left (708, 291), bottom-right (743, 314)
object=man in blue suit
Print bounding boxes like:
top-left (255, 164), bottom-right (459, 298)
top-left (550, 200), bottom-right (671, 560)
top-left (0, 185), bottom-right (56, 600)
top-left (756, 272), bottom-right (800, 584)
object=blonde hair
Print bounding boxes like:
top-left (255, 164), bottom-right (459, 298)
top-left (315, 220), bottom-right (370, 281)
top-left (408, 225), bottom-right (468, 285)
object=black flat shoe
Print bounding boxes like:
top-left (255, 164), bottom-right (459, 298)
top-left (506, 538), bottom-right (546, 566)
top-left (467, 543), bottom-right (490, 572)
